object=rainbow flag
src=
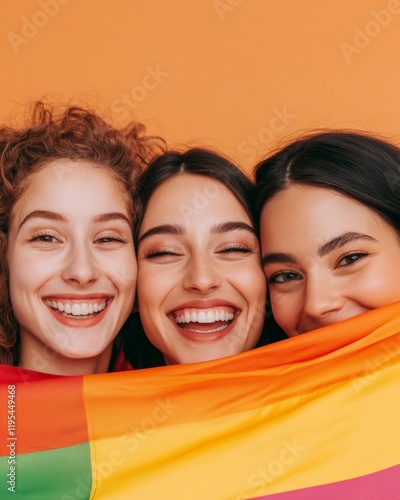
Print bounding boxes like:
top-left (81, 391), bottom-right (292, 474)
top-left (1, 303), bottom-right (400, 499)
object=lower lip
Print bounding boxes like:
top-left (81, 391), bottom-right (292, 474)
top-left (169, 316), bottom-right (238, 342)
top-left (45, 301), bottom-right (111, 328)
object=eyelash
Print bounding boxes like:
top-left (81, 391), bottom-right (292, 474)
top-left (144, 242), bottom-right (256, 261)
top-left (144, 249), bottom-right (181, 259)
top-left (28, 231), bottom-right (59, 243)
top-left (218, 243), bottom-right (253, 254)
top-left (144, 243), bottom-right (254, 259)
top-left (28, 232), bottom-right (127, 245)
top-left (267, 271), bottom-right (302, 285)
top-left (95, 235), bottom-right (127, 244)
top-left (267, 251), bottom-right (370, 285)
top-left (336, 252), bottom-right (369, 267)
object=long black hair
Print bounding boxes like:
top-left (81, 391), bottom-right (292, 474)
top-left (133, 147), bottom-right (276, 350)
top-left (254, 131), bottom-right (400, 234)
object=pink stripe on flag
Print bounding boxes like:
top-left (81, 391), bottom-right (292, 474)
top-left (251, 464), bottom-right (400, 499)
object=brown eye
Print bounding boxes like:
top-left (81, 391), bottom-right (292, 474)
top-left (29, 232), bottom-right (59, 243)
top-left (95, 236), bottom-right (126, 244)
top-left (268, 271), bottom-right (302, 284)
top-left (336, 252), bottom-right (368, 267)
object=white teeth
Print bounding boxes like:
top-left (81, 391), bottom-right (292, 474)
top-left (174, 308), bottom-right (235, 324)
top-left (81, 303), bottom-right (89, 315)
top-left (187, 323), bottom-right (229, 333)
top-left (45, 299), bottom-right (107, 317)
top-left (71, 304), bottom-right (80, 316)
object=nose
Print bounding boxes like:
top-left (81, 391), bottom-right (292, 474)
top-left (61, 243), bottom-right (99, 285)
top-left (182, 251), bottom-right (221, 293)
top-left (301, 275), bottom-right (345, 325)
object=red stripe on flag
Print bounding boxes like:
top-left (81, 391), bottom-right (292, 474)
top-left (0, 366), bottom-right (88, 455)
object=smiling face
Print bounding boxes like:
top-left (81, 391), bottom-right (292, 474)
top-left (260, 184), bottom-right (400, 336)
top-left (137, 174), bottom-right (266, 365)
top-left (7, 160), bottom-right (136, 374)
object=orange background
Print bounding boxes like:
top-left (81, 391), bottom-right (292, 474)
top-left (1, 0), bottom-right (400, 171)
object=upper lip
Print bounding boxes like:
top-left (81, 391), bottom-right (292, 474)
top-left (42, 293), bottom-right (112, 301)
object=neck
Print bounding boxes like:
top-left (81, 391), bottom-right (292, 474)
top-left (18, 343), bottom-right (113, 376)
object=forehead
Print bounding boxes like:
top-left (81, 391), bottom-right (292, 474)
top-left (260, 184), bottom-right (388, 248)
top-left (25, 159), bottom-right (118, 187)
top-left (143, 174), bottom-right (251, 225)
top-left (12, 160), bottom-right (130, 219)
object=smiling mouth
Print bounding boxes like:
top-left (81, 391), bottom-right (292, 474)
top-left (44, 299), bottom-right (110, 319)
top-left (171, 307), bottom-right (236, 333)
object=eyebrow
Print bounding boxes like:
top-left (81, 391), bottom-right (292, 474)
top-left (210, 221), bottom-right (256, 236)
top-left (18, 210), bottom-right (131, 231)
top-left (262, 252), bottom-right (297, 266)
top-left (262, 231), bottom-right (378, 266)
top-left (18, 210), bottom-right (66, 231)
top-left (138, 224), bottom-right (185, 244)
top-left (317, 232), bottom-right (377, 257)
top-left (138, 221), bottom-right (256, 245)
top-left (92, 212), bottom-right (132, 228)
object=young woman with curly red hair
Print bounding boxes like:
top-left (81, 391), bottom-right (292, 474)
top-left (0, 102), bottom-right (161, 375)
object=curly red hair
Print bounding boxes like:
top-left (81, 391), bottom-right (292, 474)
top-left (0, 101), bottom-right (164, 365)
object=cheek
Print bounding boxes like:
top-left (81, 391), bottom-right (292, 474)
top-left (137, 263), bottom-right (167, 306)
top-left (268, 289), bottom-right (299, 333)
top-left (8, 265), bottom-right (39, 326)
top-left (136, 280), bottom-right (168, 349)
top-left (109, 251), bottom-right (137, 291)
top-left (232, 264), bottom-right (267, 334)
top-left (8, 253), bottom-right (43, 297)
top-left (350, 264), bottom-right (400, 308)
top-left (233, 262), bottom-right (266, 300)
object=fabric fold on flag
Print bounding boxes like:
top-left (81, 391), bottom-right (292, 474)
top-left (1, 302), bottom-right (400, 499)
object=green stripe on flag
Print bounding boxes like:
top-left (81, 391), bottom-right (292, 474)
top-left (0, 442), bottom-right (91, 499)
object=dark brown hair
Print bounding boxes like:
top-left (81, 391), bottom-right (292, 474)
top-left (254, 130), bottom-right (400, 232)
top-left (134, 147), bottom-right (258, 244)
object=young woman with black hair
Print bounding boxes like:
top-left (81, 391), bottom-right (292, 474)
top-left (255, 131), bottom-right (400, 337)
top-left (129, 148), bottom-right (267, 366)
